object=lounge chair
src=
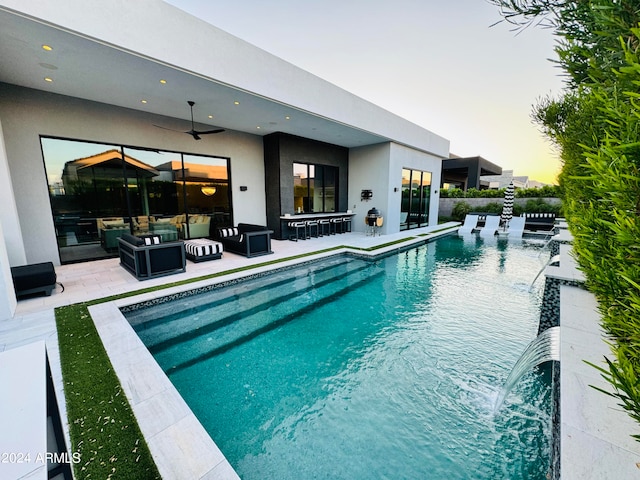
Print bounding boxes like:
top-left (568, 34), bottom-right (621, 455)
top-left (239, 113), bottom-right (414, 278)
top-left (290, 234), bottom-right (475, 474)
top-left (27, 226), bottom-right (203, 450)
top-left (507, 216), bottom-right (525, 237)
top-left (479, 215), bottom-right (500, 236)
top-left (458, 214), bottom-right (479, 235)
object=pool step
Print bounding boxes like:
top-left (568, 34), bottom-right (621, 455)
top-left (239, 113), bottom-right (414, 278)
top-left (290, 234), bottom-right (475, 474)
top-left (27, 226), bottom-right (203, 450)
top-left (148, 262), bottom-right (383, 373)
top-left (132, 257), bottom-right (366, 347)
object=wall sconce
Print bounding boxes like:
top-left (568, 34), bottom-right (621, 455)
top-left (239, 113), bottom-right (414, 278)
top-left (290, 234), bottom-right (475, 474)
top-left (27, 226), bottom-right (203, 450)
top-left (361, 189), bottom-right (373, 201)
top-left (240, 186), bottom-right (248, 191)
top-left (201, 186), bottom-right (217, 196)
top-left (393, 187), bottom-right (399, 192)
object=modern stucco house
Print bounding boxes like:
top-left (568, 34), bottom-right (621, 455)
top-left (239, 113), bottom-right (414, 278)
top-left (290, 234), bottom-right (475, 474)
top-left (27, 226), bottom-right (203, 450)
top-left (0, 0), bottom-right (449, 319)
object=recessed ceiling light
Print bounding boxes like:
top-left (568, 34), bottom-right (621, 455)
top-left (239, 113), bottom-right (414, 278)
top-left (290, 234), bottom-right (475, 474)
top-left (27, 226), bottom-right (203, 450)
top-left (159, 79), bottom-right (167, 84)
top-left (42, 45), bottom-right (52, 51)
top-left (141, 99), bottom-right (148, 104)
top-left (208, 115), bottom-right (214, 119)
top-left (44, 77), bottom-right (53, 82)
top-left (257, 126), bottom-right (261, 129)
top-left (285, 116), bottom-right (291, 120)
top-left (234, 101), bottom-right (240, 105)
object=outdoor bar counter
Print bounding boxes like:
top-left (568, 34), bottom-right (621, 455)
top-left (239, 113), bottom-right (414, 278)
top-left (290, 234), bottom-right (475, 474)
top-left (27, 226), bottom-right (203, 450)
top-left (278, 212), bottom-right (356, 240)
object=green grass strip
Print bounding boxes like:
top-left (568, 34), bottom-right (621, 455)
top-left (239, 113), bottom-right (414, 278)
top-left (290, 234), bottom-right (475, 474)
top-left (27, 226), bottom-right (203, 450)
top-left (56, 303), bottom-right (161, 479)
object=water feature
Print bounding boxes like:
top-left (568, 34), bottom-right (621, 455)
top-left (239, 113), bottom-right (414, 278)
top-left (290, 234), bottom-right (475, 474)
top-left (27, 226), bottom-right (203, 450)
top-left (126, 236), bottom-right (552, 479)
top-left (530, 254), bottom-right (560, 291)
top-left (494, 326), bottom-right (560, 412)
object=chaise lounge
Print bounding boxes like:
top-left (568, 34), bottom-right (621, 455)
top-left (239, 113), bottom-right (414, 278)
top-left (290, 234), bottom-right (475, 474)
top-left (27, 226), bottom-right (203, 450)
top-left (216, 223), bottom-right (273, 258)
top-left (118, 233), bottom-right (186, 280)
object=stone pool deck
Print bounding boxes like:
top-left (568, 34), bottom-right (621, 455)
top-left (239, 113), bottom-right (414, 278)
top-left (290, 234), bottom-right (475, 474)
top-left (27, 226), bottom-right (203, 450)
top-left (0, 224), bottom-right (458, 479)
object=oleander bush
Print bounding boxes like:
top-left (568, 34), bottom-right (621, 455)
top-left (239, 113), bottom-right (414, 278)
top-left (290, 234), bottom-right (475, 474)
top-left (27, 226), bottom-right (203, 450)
top-left (491, 0), bottom-right (640, 439)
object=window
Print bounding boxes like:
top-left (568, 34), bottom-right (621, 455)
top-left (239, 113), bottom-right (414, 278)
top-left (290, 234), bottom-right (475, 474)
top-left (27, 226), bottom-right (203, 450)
top-left (293, 163), bottom-right (337, 213)
top-left (401, 168), bottom-right (431, 230)
top-left (42, 137), bottom-right (231, 263)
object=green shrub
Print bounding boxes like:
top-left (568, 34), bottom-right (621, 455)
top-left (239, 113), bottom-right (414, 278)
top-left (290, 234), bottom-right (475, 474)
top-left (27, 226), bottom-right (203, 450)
top-left (490, 0), bottom-right (640, 440)
top-left (523, 198), bottom-right (561, 214)
top-left (451, 201), bottom-right (472, 221)
top-left (516, 185), bottom-right (561, 198)
top-left (440, 188), bottom-right (465, 198)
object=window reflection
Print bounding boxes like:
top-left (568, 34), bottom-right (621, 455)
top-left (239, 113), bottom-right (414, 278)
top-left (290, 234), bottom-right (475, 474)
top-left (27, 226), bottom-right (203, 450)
top-left (400, 168), bottom-right (431, 230)
top-left (293, 162), bottom-right (337, 214)
top-left (42, 137), bottom-right (231, 263)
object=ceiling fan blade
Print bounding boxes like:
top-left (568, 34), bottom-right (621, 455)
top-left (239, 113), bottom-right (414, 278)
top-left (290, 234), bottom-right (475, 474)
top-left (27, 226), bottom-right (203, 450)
top-left (153, 102), bottom-right (223, 140)
top-left (153, 124), bottom-right (185, 133)
top-left (194, 128), bottom-right (225, 135)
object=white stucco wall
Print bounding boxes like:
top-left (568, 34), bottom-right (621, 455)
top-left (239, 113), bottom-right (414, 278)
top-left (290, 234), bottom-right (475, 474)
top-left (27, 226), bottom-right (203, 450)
top-left (349, 142), bottom-right (443, 235)
top-left (348, 143), bottom-right (391, 234)
top-left (0, 116), bottom-right (25, 267)
top-left (0, 84), bottom-right (265, 265)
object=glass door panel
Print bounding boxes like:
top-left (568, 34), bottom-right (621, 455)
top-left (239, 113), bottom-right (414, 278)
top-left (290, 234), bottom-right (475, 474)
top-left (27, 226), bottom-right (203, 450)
top-left (401, 169), bottom-right (411, 230)
top-left (419, 171), bottom-right (432, 226)
top-left (42, 138), bottom-right (129, 262)
top-left (400, 168), bottom-right (432, 230)
top-left (181, 154), bottom-right (231, 238)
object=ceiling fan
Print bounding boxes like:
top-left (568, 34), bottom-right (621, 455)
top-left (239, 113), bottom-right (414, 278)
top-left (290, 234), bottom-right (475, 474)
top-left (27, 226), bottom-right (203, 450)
top-left (154, 101), bottom-right (225, 140)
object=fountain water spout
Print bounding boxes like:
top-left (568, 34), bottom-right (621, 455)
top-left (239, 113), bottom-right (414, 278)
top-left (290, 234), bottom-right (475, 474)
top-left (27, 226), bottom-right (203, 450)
top-left (529, 255), bottom-right (560, 292)
top-left (494, 326), bottom-right (560, 412)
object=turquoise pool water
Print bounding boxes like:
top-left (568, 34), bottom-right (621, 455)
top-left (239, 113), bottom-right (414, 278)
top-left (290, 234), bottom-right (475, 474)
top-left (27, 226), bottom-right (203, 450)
top-left (127, 235), bottom-right (552, 479)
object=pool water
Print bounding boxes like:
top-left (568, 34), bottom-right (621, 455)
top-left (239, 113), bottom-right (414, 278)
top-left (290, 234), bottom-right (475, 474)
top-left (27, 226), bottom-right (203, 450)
top-left (127, 235), bottom-right (553, 479)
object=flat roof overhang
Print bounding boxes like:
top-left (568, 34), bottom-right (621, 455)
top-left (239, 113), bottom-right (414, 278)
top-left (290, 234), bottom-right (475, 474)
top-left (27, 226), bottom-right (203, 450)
top-left (441, 156), bottom-right (502, 189)
top-left (0, 2), bottom-right (449, 156)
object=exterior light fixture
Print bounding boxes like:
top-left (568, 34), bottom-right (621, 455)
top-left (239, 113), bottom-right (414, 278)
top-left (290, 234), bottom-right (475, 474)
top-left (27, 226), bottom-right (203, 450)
top-left (44, 77), bottom-right (53, 82)
top-left (234, 101), bottom-right (240, 105)
top-left (159, 79), bottom-right (167, 84)
top-left (141, 99), bottom-right (147, 104)
top-left (201, 186), bottom-right (217, 196)
top-left (361, 189), bottom-right (373, 201)
top-left (42, 45), bottom-right (53, 51)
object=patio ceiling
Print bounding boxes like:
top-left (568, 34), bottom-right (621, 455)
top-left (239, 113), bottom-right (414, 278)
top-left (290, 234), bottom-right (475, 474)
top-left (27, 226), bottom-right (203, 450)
top-left (0, 7), bottom-right (388, 149)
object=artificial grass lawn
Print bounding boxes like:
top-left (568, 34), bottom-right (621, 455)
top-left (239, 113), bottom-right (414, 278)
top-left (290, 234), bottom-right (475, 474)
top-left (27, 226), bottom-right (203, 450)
top-left (56, 303), bottom-right (161, 479)
top-left (53, 229), bottom-right (453, 478)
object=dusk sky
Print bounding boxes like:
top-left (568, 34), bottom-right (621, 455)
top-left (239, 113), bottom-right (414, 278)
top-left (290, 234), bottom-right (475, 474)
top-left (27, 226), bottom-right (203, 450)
top-left (166, 0), bottom-right (564, 184)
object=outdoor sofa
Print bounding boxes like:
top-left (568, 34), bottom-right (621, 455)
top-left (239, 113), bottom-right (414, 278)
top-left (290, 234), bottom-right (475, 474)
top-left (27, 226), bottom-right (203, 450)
top-left (216, 223), bottom-right (273, 258)
top-left (118, 233), bottom-right (186, 280)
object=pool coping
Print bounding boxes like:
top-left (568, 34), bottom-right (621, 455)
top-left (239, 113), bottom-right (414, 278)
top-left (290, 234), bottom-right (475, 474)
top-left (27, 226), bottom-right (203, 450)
top-left (89, 228), bottom-right (457, 479)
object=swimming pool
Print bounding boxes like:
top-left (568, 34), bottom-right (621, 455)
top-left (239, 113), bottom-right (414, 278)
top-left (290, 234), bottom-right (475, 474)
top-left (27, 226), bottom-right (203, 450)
top-left (126, 235), bottom-right (552, 479)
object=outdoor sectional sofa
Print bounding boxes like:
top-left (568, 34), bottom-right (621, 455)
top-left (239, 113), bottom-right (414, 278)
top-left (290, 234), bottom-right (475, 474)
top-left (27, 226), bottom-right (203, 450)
top-left (216, 223), bottom-right (273, 258)
top-left (118, 233), bottom-right (186, 280)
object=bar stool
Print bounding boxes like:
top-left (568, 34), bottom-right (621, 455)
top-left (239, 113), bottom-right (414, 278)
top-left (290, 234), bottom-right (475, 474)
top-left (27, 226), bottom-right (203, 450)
top-left (331, 217), bottom-right (344, 234)
top-left (288, 221), bottom-right (307, 241)
top-left (319, 218), bottom-right (332, 236)
top-left (342, 216), bottom-right (352, 233)
top-left (306, 219), bottom-right (319, 238)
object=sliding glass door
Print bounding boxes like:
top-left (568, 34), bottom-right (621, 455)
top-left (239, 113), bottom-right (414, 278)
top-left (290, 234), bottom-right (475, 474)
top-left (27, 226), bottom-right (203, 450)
top-left (42, 137), bottom-right (231, 264)
top-left (401, 168), bottom-right (432, 230)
